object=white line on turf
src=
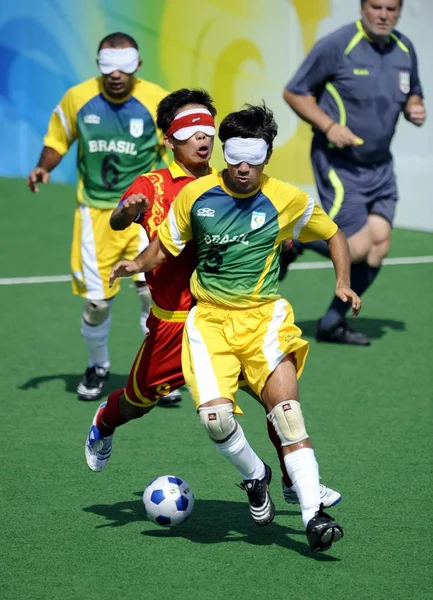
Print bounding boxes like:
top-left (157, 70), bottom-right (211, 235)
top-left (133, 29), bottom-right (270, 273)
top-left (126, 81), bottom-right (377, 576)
top-left (290, 255), bottom-right (433, 271)
top-left (0, 255), bottom-right (432, 286)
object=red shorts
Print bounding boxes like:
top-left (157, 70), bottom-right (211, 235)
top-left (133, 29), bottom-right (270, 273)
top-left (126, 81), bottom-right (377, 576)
top-left (124, 312), bottom-right (185, 407)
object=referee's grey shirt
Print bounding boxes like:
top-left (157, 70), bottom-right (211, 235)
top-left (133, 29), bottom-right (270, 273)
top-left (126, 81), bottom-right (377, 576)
top-left (285, 20), bottom-right (423, 165)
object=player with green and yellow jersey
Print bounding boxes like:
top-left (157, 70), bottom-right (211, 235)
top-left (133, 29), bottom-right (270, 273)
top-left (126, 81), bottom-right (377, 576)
top-left (110, 104), bottom-right (361, 552)
top-left (27, 32), bottom-right (169, 402)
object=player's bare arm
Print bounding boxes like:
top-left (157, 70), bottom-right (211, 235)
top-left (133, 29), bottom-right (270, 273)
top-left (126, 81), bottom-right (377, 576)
top-left (283, 90), bottom-right (363, 148)
top-left (404, 95), bottom-right (426, 127)
top-left (109, 234), bottom-right (171, 286)
top-left (326, 229), bottom-right (361, 316)
top-left (110, 193), bottom-right (150, 230)
top-left (26, 147), bottom-right (62, 193)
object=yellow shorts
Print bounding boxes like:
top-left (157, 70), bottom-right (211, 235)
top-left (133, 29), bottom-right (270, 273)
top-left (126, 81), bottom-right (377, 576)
top-left (71, 205), bottom-right (148, 300)
top-left (181, 299), bottom-right (309, 412)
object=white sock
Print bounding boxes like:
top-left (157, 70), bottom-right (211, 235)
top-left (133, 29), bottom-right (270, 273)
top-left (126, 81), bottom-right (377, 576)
top-left (283, 447), bottom-right (321, 527)
top-left (215, 424), bottom-right (265, 481)
top-left (81, 316), bottom-right (111, 370)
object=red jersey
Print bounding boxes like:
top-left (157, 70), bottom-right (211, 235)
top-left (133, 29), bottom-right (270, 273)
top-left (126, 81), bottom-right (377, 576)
top-left (120, 162), bottom-right (199, 313)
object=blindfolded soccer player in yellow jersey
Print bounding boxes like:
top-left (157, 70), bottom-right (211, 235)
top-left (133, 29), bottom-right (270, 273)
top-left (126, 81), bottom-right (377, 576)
top-left (27, 33), bottom-right (172, 402)
top-left (111, 104), bottom-right (361, 553)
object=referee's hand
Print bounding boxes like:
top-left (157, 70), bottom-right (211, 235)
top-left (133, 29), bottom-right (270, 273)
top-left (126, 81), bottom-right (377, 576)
top-left (326, 123), bottom-right (363, 149)
top-left (406, 104), bottom-right (426, 127)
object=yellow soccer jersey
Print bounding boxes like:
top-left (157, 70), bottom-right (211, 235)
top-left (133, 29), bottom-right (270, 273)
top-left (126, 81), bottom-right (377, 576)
top-left (158, 171), bottom-right (338, 308)
top-left (44, 77), bottom-right (169, 208)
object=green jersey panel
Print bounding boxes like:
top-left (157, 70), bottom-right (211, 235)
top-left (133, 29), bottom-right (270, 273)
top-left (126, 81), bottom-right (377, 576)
top-left (44, 77), bottom-right (168, 208)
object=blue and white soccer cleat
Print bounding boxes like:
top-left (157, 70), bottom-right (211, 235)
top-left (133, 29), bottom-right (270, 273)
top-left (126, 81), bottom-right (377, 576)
top-left (85, 402), bottom-right (114, 472)
top-left (158, 388), bottom-right (182, 406)
top-left (282, 479), bottom-right (342, 508)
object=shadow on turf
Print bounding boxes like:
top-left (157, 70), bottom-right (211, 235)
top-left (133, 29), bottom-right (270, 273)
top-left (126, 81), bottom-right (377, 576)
top-left (83, 493), bottom-right (340, 561)
top-left (17, 374), bottom-right (182, 408)
top-left (297, 316), bottom-right (405, 340)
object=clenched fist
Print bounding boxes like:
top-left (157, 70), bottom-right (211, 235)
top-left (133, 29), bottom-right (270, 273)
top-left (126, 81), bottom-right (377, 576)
top-left (121, 193), bottom-right (150, 216)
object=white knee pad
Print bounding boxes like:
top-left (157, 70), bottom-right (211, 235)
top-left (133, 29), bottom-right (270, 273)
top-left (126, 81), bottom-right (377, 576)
top-left (199, 403), bottom-right (236, 442)
top-left (82, 299), bottom-right (112, 326)
top-left (267, 400), bottom-right (308, 446)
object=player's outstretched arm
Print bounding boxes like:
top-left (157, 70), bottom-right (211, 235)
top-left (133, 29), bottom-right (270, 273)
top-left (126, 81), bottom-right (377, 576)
top-left (109, 234), bottom-right (171, 287)
top-left (110, 193), bottom-right (150, 230)
top-left (26, 147), bottom-right (62, 193)
top-left (326, 229), bottom-right (361, 316)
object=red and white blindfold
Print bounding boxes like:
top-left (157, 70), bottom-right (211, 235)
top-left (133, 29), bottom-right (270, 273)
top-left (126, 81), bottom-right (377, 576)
top-left (166, 108), bottom-right (215, 140)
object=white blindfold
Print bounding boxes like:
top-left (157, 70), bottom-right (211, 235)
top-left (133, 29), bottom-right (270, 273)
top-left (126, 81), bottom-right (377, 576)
top-left (98, 48), bottom-right (139, 75)
top-left (223, 137), bottom-right (269, 165)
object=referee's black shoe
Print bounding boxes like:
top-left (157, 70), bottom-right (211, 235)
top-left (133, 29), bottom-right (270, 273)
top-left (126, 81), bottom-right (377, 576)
top-left (306, 504), bottom-right (344, 553)
top-left (278, 240), bottom-right (302, 281)
top-left (316, 318), bottom-right (370, 346)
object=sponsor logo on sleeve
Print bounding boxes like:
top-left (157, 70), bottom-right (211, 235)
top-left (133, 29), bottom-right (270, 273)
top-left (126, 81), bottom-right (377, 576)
top-left (197, 207), bottom-right (215, 217)
top-left (84, 114), bottom-right (101, 124)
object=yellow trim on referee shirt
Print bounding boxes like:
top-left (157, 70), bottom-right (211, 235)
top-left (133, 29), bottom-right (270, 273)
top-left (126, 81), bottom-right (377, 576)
top-left (390, 33), bottom-right (409, 54)
top-left (151, 303), bottom-right (189, 322)
top-left (344, 31), bottom-right (365, 55)
top-left (325, 83), bottom-right (347, 127)
top-left (328, 169), bottom-right (345, 220)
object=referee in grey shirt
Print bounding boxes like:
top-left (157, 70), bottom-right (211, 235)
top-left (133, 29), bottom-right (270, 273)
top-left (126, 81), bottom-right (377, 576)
top-left (282, 0), bottom-right (426, 345)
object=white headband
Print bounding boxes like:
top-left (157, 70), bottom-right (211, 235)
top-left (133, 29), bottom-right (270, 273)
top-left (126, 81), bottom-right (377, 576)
top-left (98, 48), bottom-right (139, 75)
top-left (224, 137), bottom-right (269, 165)
top-left (168, 108), bottom-right (216, 140)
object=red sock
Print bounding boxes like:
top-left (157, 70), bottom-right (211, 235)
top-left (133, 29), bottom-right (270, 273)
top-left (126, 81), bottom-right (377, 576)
top-left (96, 388), bottom-right (129, 436)
top-left (266, 417), bottom-right (293, 487)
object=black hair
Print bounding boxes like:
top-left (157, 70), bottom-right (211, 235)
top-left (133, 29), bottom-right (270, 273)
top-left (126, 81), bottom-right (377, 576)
top-left (98, 32), bottom-right (139, 52)
top-left (360, 0), bottom-right (403, 7)
top-left (157, 88), bottom-right (217, 134)
top-left (218, 103), bottom-right (278, 152)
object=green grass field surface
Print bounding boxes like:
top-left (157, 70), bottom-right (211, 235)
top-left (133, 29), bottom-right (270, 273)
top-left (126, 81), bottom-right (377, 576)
top-left (1, 178), bottom-right (432, 600)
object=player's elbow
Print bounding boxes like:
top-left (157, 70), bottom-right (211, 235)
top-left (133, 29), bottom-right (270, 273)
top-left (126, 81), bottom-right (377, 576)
top-left (109, 212), bottom-right (127, 231)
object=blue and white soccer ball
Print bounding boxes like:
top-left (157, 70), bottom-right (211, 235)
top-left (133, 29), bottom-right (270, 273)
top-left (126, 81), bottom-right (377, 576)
top-left (143, 475), bottom-right (194, 527)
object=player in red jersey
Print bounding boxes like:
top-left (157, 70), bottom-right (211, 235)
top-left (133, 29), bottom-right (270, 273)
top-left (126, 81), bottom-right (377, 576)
top-left (85, 88), bottom-right (216, 472)
top-left (85, 88), bottom-right (341, 511)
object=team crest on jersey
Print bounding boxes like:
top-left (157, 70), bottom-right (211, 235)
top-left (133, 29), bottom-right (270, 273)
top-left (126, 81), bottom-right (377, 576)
top-left (251, 211), bottom-right (266, 230)
top-left (129, 118), bottom-right (144, 138)
top-left (399, 71), bottom-right (410, 94)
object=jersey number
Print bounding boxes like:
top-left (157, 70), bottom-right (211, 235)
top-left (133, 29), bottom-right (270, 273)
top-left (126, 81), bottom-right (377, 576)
top-left (101, 153), bottom-right (120, 189)
top-left (203, 245), bottom-right (228, 274)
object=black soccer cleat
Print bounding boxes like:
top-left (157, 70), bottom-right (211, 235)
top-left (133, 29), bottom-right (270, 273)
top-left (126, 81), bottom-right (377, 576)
top-left (316, 318), bottom-right (370, 346)
top-left (239, 463), bottom-right (275, 527)
top-left (77, 366), bottom-right (109, 401)
top-left (306, 504), bottom-right (344, 553)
